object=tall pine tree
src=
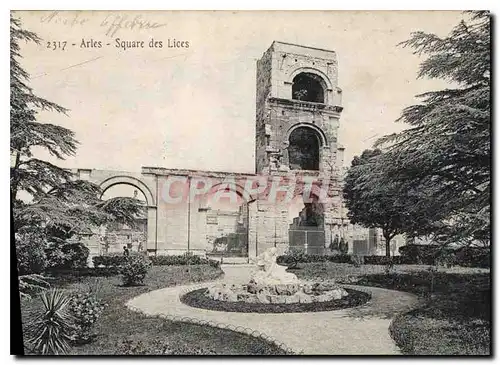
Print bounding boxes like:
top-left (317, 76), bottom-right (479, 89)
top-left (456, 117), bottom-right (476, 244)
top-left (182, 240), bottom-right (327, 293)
top-left (376, 11), bottom-right (490, 246)
top-left (11, 14), bottom-right (145, 296)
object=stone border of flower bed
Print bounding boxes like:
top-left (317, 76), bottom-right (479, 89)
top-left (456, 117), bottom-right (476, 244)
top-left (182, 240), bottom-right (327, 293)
top-left (127, 292), bottom-right (297, 354)
top-left (180, 287), bottom-right (371, 314)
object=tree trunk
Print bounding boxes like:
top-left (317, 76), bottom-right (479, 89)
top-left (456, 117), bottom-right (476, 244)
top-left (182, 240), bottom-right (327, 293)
top-left (383, 230), bottom-right (392, 257)
top-left (10, 150), bottom-right (21, 202)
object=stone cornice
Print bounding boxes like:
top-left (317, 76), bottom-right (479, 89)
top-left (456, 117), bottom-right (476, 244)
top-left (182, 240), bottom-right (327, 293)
top-left (268, 97), bottom-right (343, 115)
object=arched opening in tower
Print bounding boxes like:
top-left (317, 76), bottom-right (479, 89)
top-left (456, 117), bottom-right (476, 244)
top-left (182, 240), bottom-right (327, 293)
top-left (292, 72), bottom-right (325, 103)
top-left (288, 127), bottom-right (321, 170)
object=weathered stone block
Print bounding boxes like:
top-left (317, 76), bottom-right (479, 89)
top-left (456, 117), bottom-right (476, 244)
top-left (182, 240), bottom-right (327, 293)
top-left (237, 293), bottom-right (251, 301)
top-left (317, 294), bottom-right (330, 302)
top-left (245, 295), bottom-right (259, 304)
top-left (257, 293), bottom-right (270, 304)
top-left (247, 281), bottom-right (258, 294)
top-left (289, 284), bottom-right (299, 294)
top-left (297, 292), bottom-right (313, 304)
top-left (317, 282), bottom-right (337, 292)
top-left (275, 284), bottom-right (287, 295)
top-left (276, 295), bottom-right (287, 304)
top-left (276, 283), bottom-right (299, 295)
top-left (331, 289), bottom-right (343, 300)
top-left (268, 285), bottom-right (279, 296)
top-left (303, 284), bottom-right (313, 295)
top-left (226, 292), bottom-right (238, 302)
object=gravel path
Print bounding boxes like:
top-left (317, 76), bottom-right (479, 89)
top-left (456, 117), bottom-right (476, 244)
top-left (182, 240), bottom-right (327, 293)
top-left (126, 264), bottom-right (418, 355)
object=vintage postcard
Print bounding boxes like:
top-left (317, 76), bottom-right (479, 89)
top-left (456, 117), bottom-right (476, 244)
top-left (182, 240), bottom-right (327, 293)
top-left (11, 10), bottom-right (491, 356)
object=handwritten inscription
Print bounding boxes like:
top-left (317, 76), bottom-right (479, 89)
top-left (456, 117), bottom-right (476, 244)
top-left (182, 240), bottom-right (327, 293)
top-left (40, 11), bottom-right (89, 26)
top-left (101, 14), bottom-right (168, 37)
top-left (40, 11), bottom-right (168, 38)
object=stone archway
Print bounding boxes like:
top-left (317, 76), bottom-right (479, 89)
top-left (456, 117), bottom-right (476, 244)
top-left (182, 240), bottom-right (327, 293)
top-left (199, 183), bottom-right (250, 258)
top-left (98, 175), bottom-right (157, 254)
top-left (99, 175), bottom-right (156, 207)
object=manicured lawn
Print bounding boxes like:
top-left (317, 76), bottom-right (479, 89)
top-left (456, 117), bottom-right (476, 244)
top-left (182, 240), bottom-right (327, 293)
top-left (291, 262), bottom-right (491, 356)
top-left (20, 265), bottom-right (289, 355)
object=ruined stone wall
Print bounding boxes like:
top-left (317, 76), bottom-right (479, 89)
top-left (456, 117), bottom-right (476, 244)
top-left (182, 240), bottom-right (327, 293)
top-left (255, 45), bottom-right (274, 174)
top-left (248, 170), bottom-right (343, 256)
top-left (79, 42), bottom-right (350, 259)
top-left (148, 169), bottom-right (256, 256)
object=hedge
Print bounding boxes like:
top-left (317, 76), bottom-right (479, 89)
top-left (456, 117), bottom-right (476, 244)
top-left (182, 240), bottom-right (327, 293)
top-left (149, 255), bottom-right (220, 268)
top-left (277, 248), bottom-right (489, 268)
top-left (453, 247), bottom-right (490, 268)
top-left (363, 255), bottom-right (409, 265)
top-left (277, 254), bottom-right (409, 266)
top-left (398, 245), bottom-right (490, 268)
top-left (92, 253), bottom-right (220, 269)
top-left (398, 244), bottom-right (444, 265)
top-left (45, 266), bottom-right (119, 277)
top-left (276, 253), bottom-right (353, 266)
top-left (92, 254), bottom-right (129, 268)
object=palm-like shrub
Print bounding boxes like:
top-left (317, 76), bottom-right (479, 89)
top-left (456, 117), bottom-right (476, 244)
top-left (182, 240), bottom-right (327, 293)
top-left (26, 289), bottom-right (75, 355)
top-left (18, 274), bottom-right (50, 299)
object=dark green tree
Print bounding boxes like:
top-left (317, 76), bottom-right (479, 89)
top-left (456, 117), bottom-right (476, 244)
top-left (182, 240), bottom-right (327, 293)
top-left (376, 11), bottom-right (490, 246)
top-left (343, 149), bottom-right (448, 256)
top-left (343, 149), bottom-right (406, 257)
top-left (11, 15), bottom-right (145, 295)
top-left (11, 14), bottom-right (144, 235)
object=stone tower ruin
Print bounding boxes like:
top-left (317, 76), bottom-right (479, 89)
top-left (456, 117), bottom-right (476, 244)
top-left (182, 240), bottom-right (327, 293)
top-left (251, 41), bottom-right (346, 255)
top-left (255, 41), bottom-right (344, 174)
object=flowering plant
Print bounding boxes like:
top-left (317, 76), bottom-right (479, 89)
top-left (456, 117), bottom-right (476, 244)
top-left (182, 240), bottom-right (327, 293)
top-left (69, 291), bottom-right (107, 343)
top-left (120, 254), bottom-right (152, 286)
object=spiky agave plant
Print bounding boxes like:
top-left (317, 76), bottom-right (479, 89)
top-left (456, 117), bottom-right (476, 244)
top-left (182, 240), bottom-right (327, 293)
top-left (27, 289), bottom-right (75, 355)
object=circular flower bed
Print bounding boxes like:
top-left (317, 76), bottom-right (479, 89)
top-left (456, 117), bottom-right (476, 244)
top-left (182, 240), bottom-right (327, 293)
top-left (180, 287), bottom-right (371, 313)
top-left (204, 281), bottom-right (351, 304)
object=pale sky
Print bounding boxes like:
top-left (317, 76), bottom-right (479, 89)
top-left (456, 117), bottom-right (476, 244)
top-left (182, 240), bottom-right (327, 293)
top-left (15, 10), bottom-right (463, 174)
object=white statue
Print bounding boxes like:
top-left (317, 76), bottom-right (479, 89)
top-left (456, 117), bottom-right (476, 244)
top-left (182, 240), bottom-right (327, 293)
top-left (251, 247), bottom-right (299, 285)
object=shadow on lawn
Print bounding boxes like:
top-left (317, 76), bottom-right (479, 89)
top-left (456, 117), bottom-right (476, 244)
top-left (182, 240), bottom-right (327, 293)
top-left (291, 266), bottom-right (491, 324)
top-left (354, 271), bottom-right (491, 321)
